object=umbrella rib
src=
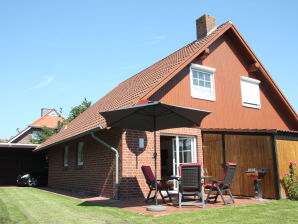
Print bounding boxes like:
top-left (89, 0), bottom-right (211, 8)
top-left (161, 104), bottom-right (200, 127)
top-left (106, 107), bottom-right (150, 128)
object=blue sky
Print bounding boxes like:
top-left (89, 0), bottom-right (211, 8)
top-left (0, 0), bottom-right (297, 139)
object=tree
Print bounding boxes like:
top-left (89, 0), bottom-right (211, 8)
top-left (30, 127), bottom-right (56, 144)
top-left (30, 98), bottom-right (92, 144)
top-left (67, 98), bottom-right (91, 122)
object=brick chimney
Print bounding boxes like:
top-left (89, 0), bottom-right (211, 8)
top-left (196, 14), bottom-right (216, 39)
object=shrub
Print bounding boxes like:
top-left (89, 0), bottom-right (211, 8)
top-left (280, 161), bottom-right (298, 200)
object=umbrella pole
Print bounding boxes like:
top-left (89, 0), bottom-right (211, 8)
top-left (154, 128), bottom-right (158, 206)
top-left (147, 110), bottom-right (166, 212)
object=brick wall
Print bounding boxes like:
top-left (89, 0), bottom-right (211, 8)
top-left (120, 127), bottom-right (202, 199)
top-left (48, 129), bottom-right (122, 198)
top-left (48, 127), bottom-right (203, 199)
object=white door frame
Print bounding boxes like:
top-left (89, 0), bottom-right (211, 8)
top-left (160, 134), bottom-right (197, 191)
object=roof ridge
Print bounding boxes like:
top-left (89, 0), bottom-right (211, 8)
top-left (31, 109), bottom-right (63, 127)
top-left (31, 109), bottom-right (55, 126)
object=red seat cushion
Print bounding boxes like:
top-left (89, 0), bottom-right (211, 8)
top-left (182, 187), bottom-right (201, 192)
top-left (158, 183), bottom-right (173, 189)
top-left (204, 183), bottom-right (228, 190)
top-left (141, 166), bottom-right (155, 184)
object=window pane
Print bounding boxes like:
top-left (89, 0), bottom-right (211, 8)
top-left (183, 151), bottom-right (192, 163)
top-left (205, 74), bottom-right (211, 81)
top-left (193, 71), bottom-right (198, 78)
top-left (64, 146), bottom-right (69, 167)
top-left (193, 79), bottom-right (198, 86)
top-left (77, 142), bottom-right (84, 165)
top-left (190, 67), bottom-right (215, 101)
top-left (199, 72), bottom-right (204, 80)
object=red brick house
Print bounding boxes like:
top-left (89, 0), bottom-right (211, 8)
top-left (37, 15), bottom-right (298, 199)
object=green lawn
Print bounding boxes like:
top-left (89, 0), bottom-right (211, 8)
top-left (0, 188), bottom-right (297, 224)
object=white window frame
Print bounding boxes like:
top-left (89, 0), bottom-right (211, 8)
top-left (77, 141), bottom-right (84, 166)
top-left (240, 76), bottom-right (261, 109)
top-left (190, 63), bottom-right (216, 101)
top-left (64, 145), bottom-right (69, 167)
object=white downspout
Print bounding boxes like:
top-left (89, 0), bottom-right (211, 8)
top-left (91, 132), bottom-right (119, 200)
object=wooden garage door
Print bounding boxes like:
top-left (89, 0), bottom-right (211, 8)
top-left (203, 133), bottom-right (277, 199)
top-left (225, 135), bottom-right (276, 199)
top-left (202, 134), bottom-right (224, 184)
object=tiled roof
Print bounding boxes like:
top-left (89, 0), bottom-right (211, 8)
top-left (37, 22), bottom-right (232, 150)
top-left (31, 109), bottom-right (64, 128)
top-left (8, 109), bottom-right (65, 143)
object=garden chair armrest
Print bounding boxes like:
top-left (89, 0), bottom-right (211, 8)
top-left (211, 180), bottom-right (223, 184)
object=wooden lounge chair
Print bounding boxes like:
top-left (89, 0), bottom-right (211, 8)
top-left (205, 162), bottom-right (237, 205)
top-left (141, 165), bottom-right (173, 204)
top-left (178, 164), bottom-right (204, 208)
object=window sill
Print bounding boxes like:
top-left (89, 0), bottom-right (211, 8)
top-left (191, 95), bottom-right (216, 102)
top-left (76, 165), bottom-right (84, 170)
top-left (242, 103), bottom-right (261, 109)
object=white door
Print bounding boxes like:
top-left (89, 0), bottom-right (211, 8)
top-left (172, 136), bottom-right (196, 190)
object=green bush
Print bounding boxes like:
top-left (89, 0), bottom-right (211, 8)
top-left (281, 161), bottom-right (298, 200)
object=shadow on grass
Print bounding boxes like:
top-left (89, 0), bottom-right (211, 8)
top-left (77, 201), bottom-right (110, 207)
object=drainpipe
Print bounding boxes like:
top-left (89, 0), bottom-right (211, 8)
top-left (91, 132), bottom-right (119, 200)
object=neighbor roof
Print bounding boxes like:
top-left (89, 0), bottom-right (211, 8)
top-left (37, 20), bottom-right (297, 150)
top-left (31, 109), bottom-right (64, 128)
top-left (8, 109), bottom-right (64, 143)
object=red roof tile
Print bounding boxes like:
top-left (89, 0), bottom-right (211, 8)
top-left (37, 22), bottom-right (232, 150)
top-left (31, 109), bottom-right (64, 128)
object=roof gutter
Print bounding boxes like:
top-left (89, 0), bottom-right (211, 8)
top-left (90, 131), bottom-right (119, 200)
top-left (35, 126), bottom-right (103, 151)
top-left (0, 143), bottom-right (39, 149)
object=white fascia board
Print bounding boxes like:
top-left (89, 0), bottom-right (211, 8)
top-left (8, 127), bottom-right (32, 143)
top-left (190, 63), bottom-right (216, 73)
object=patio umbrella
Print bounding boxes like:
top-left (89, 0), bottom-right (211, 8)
top-left (100, 101), bottom-right (211, 211)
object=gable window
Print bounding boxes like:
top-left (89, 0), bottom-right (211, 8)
top-left (32, 131), bottom-right (39, 140)
top-left (77, 141), bottom-right (84, 166)
top-left (240, 76), bottom-right (261, 109)
top-left (190, 64), bottom-right (216, 101)
top-left (64, 146), bottom-right (69, 167)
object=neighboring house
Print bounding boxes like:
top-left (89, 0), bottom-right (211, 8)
top-left (8, 108), bottom-right (64, 144)
top-left (0, 108), bottom-right (64, 185)
top-left (37, 15), bottom-right (298, 200)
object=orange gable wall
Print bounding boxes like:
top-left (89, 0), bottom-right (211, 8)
top-left (149, 34), bottom-right (292, 130)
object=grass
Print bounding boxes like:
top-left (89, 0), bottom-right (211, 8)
top-left (0, 188), bottom-right (298, 224)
